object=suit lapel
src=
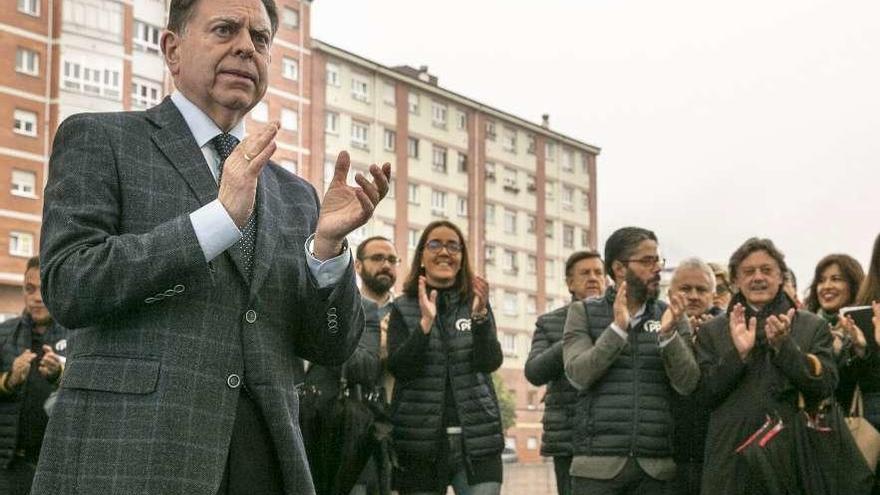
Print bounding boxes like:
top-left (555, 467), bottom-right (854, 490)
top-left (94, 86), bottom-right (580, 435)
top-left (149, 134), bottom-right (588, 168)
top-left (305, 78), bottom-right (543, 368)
top-left (248, 170), bottom-right (280, 295)
top-left (146, 98), bottom-right (218, 207)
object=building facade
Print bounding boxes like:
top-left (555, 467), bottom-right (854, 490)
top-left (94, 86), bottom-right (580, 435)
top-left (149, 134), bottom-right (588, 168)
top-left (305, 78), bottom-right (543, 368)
top-left (0, 0), bottom-right (599, 463)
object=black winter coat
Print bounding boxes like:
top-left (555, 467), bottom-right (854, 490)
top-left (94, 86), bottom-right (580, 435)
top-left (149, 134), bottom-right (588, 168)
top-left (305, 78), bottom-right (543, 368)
top-left (524, 303), bottom-right (578, 457)
top-left (695, 291), bottom-right (836, 495)
top-left (0, 316), bottom-right (68, 467)
top-left (387, 289), bottom-right (504, 491)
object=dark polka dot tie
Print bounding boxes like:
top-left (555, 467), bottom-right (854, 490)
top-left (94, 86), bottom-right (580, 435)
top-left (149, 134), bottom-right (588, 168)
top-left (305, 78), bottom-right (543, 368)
top-left (211, 133), bottom-right (257, 278)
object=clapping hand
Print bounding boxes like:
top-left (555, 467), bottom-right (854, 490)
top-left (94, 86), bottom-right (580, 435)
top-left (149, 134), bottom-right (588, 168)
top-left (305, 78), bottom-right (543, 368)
top-left (472, 276), bottom-right (489, 315)
top-left (418, 276), bottom-right (437, 335)
top-left (730, 303), bottom-right (757, 361)
top-left (314, 151), bottom-right (391, 260)
top-left (613, 282), bottom-right (630, 331)
top-left (659, 292), bottom-right (686, 338)
top-left (766, 308), bottom-right (795, 350)
top-left (839, 314), bottom-right (868, 358)
top-left (38, 344), bottom-right (63, 380)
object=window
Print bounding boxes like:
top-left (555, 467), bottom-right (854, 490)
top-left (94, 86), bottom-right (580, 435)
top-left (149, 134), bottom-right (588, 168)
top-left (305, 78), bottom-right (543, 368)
top-left (546, 260), bottom-right (556, 279)
top-left (251, 102), bottom-right (268, 122)
top-left (485, 120), bottom-right (496, 141)
top-left (503, 167), bottom-right (518, 192)
top-left (527, 134), bottom-right (536, 154)
top-left (387, 179), bottom-right (395, 198)
top-left (527, 255), bottom-right (537, 274)
top-left (485, 162), bottom-right (496, 182)
top-left (527, 437), bottom-right (538, 450)
top-left (279, 159), bottom-right (297, 175)
top-left (545, 141), bottom-right (555, 161)
top-left (325, 111), bottom-right (338, 134)
top-left (432, 102), bottom-right (447, 128)
top-left (527, 215), bottom-right (536, 234)
top-left (501, 333), bottom-right (516, 355)
top-left (408, 92), bottom-right (419, 114)
top-left (431, 190), bottom-right (447, 215)
top-left (582, 190), bottom-right (590, 210)
top-left (11, 170), bottom-right (37, 197)
top-left (432, 146), bottom-right (447, 173)
top-left (582, 228), bottom-right (590, 248)
top-left (526, 174), bottom-right (536, 193)
top-left (62, 58), bottom-right (122, 100)
top-left (63, 0), bottom-right (123, 39)
top-left (133, 21), bottom-right (160, 54)
top-left (458, 111), bottom-right (467, 130)
top-left (383, 82), bottom-right (395, 105)
top-left (18, 0), bottom-right (39, 16)
top-left (503, 251), bottom-right (518, 274)
top-left (383, 129), bottom-right (396, 151)
top-left (407, 137), bottom-right (419, 158)
top-left (503, 208), bottom-right (517, 234)
top-left (527, 390), bottom-right (538, 409)
top-left (563, 224), bottom-right (575, 249)
top-left (545, 180), bottom-right (555, 200)
top-left (351, 77), bottom-right (369, 102)
top-left (9, 232), bottom-right (34, 257)
top-left (351, 121), bottom-right (369, 149)
top-left (131, 79), bottom-right (161, 108)
top-left (408, 228), bottom-right (419, 249)
top-left (581, 153), bottom-right (590, 173)
top-left (545, 220), bottom-right (554, 239)
top-left (457, 196), bottom-right (467, 217)
top-left (282, 7), bottom-right (299, 29)
top-left (503, 291), bottom-right (518, 315)
top-left (562, 185), bottom-right (575, 209)
top-left (16, 48), bottom-right (39, 76)
top-left (281, 108), bottom-right (298, 132)
top-left (457, 152), bottom-right (467, 173)
top-left (13, 110), bottom-right (37, 137)
top-left (326, 63), bottom-right (340, 87)
top-left (502, 127), bottom-right (517, 152)
top-left (282, 57), bottom-right (299, 81)
top-left (485, 203), bottom-right (496, 225)
top-left (526, 295), bottom-right (537, 315)
top-left (408, 184), bottom-right (419, 205)
top-left (562, 148), bottom-right (575, 172)
top-left (485, 245), bottom-right (496, 265)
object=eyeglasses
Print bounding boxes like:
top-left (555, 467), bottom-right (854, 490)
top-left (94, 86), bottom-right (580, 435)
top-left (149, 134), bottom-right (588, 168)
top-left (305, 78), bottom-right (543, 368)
top-left (363, 254), bottom-right (401, 265)
top-left (622, 256), bottom-right (666, 269)
top-left (424, 240), bottom-right (463, 254)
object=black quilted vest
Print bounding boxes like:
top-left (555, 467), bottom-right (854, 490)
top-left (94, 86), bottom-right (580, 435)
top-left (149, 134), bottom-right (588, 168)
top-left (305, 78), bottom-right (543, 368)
top-left (572, 290), bottom-right (675, 457)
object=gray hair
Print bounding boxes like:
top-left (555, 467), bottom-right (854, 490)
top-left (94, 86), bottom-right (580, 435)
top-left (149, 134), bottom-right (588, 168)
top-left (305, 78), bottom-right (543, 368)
top-left (672, 257), bottom-right (716, 293)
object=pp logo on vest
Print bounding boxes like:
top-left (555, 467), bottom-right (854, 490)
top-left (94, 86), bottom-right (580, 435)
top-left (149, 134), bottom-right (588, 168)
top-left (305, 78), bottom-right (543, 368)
top-left (455, 318), bottom-right (472, 332)
top-left (645, 320), bottom-right (662, 333)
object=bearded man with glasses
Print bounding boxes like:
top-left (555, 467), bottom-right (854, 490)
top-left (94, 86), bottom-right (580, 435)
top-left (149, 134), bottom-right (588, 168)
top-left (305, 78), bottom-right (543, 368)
top-left (563, 227), bottom-right (699, 495)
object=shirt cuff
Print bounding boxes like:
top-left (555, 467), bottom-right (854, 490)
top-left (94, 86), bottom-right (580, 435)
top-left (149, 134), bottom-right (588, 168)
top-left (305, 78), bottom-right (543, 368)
top-left (658, 331), bottom-right (679, 348)
top-left (189, 199), bottom-right (242, 262)
top-left (305, 234), bottom-right (351, 289)
top-left (609, 322), bottom-right (629, 341)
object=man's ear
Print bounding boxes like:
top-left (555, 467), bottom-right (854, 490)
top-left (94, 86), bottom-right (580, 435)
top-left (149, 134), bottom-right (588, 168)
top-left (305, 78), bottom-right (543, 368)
top-left (354, 259), bottom-right (363, 274)
top-left (611, 260), bottom-right (625, 283)
top-left (161, 30), bottom-right (181, 76)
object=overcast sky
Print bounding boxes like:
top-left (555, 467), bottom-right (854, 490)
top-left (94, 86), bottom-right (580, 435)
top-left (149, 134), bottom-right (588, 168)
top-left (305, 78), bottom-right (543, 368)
top-left (312, 0), bottom-right (880, 293)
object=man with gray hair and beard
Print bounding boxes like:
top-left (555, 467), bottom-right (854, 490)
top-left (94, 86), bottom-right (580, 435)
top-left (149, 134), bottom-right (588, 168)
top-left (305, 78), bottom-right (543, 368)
top-left (563, 227), bottom-right (699, 495)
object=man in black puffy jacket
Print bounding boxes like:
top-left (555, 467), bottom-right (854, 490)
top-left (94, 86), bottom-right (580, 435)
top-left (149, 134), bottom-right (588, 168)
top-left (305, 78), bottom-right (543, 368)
top-left (525, 250), bottom-right (606, 495)
top-left (0, 257), bottom-right (67, 495)
top-left (563, 227), bottom-right (699, 495)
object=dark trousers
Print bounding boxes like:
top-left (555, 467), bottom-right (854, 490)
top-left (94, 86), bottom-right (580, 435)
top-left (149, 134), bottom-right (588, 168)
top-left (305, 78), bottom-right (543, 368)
top-left (0, 457), bottom-right (37, 495)
top-left (666, 461), bottom-right (702, 495)
top-left (571, 458), bottom-right (666, 495)
top-left (216, 392), bottom-right (284, 495)
top-left (553, 456), bottom-right (572, 495)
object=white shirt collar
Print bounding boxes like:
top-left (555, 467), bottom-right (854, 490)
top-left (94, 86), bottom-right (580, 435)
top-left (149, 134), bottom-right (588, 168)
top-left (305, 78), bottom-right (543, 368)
top-left (169, 91), bottom-right (245, 148)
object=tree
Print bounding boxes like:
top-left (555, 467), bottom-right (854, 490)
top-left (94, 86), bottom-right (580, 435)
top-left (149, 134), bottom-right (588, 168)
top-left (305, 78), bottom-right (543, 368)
top-left (492, 373), bottom-right (517, 433)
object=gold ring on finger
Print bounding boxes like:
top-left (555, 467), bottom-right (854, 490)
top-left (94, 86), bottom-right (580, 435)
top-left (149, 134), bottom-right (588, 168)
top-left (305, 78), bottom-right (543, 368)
top-left (243, 151), bottom-right (255, 162)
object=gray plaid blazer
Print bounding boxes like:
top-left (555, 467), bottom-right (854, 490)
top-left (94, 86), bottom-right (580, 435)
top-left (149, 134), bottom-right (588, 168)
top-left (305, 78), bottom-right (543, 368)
top-left (34, 98), bottom-right (364, 494)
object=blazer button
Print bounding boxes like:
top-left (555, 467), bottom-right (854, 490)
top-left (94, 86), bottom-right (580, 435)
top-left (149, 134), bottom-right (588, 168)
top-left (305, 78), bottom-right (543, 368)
top-left (245, 310), bottom-right (257, 324)
top-left (227, 374), bottom-right (242, 389)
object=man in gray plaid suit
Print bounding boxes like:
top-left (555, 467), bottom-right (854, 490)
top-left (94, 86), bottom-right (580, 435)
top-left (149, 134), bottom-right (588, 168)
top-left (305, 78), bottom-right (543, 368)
top-left (33, 0), bottom-right (391, 493)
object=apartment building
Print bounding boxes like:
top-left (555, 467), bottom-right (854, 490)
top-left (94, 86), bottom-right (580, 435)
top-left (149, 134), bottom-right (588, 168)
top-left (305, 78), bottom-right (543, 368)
top-left (0, 0), bottom-right (600, 463)
top-left (310, 41), bottom-right (599, 463)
